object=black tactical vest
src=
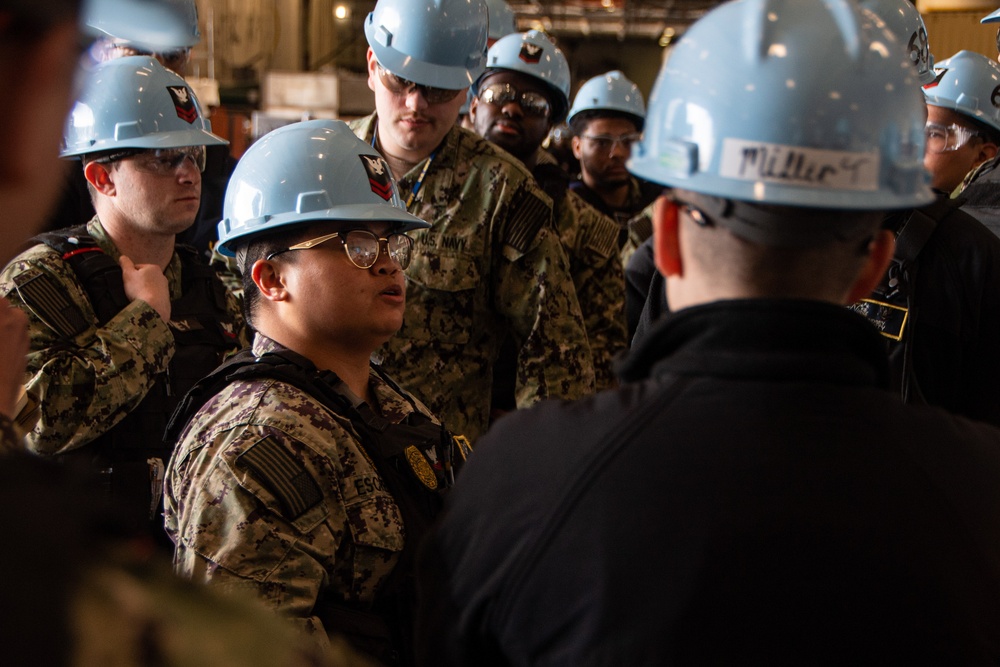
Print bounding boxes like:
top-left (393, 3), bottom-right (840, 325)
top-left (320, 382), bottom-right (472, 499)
top-left (164, 347), bottom-right (470, 666)
top-left (33, 226), bottom-right (241, 535)
top-left (849, 198), bottom-right (960, 405)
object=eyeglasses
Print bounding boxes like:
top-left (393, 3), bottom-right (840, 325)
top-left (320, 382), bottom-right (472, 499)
top-left (376, 64), bottom-right (463, 105)
top-left (110, 42), bottom-right (192, 71)
top-left (477, 82), bottom-right (552, 118)
top-left (581, 133), bottom-right (642, 153)
top-left (266, 229), bottom-right (414, 270)
top-left (92, 146), bottom-right (207, 175)
top-left (924, 122), bottom-right (981, 154)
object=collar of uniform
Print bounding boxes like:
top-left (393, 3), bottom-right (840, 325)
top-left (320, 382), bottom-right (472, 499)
top-left (616, 299), bottom-right (890, 389)
top-left (87, 215), bottom-right (184, 298)
top-left (250, 331), bottom-right (417, 424)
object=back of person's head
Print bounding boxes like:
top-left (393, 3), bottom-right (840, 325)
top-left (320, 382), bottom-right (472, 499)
top-left (628, 0), bottom-right (934, 300)
top-left (631, 1), bottom-right (930, 237)
top-left (365, 0), bottom-right (488, 89)
top-left (217, 120), bottom-right (428, 325)
top-left (568, 70), bottom-right (646, 134)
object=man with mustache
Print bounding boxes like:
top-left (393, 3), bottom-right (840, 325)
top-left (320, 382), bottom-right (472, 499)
top-left (350, 0), bottom-right (595, 443)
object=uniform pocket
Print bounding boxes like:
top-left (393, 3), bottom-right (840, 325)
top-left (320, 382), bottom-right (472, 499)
top-left (400, 253), bottom-right (481, 344)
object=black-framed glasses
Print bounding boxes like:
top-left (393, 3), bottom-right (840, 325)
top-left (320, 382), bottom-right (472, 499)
top-left (92, 146), bottom-right (207, 175)
top-left (581, 132), bottom-right (641, 153)
top-left (376, 64), bottom-right (463, 105)
top-left (477, 82), bottom-right (551, 118)
top-left (266, 229), bottom-right (414, 269)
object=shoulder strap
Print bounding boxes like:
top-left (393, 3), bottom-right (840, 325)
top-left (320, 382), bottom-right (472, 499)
top-left (33, 226), bottom-right (128, 325)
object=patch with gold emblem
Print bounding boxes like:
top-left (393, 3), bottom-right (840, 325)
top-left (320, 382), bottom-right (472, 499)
top-left (849, 298), bottom-right (908, 342)
top-left (405, 445), bottom-right (438, 491)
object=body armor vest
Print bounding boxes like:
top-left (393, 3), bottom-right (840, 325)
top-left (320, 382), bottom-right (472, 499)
top-left (34, 226), bottom-right (241, 534)
top-left (164, 347), bottom-right (468, 666)
top-left (850, 197), bottom-right (960, 405)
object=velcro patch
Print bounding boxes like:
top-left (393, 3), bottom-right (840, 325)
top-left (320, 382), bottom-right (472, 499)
top-left (850, 298), bottom-right (908, 342)
top-left (628, 215), bottom-right (653, 244)
top-left (13, 269), bottom-right (89, 339)
top-left (503, 189), bottom-right (549, 253)
top-left (236, 436), bottom-right (323, 520)
top-left (584, 217), bottom-right (619, 260)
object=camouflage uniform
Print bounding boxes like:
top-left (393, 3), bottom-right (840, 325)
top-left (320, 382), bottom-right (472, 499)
top-left (0, 451), bottom-right (369, 667)
top-left (165, 333), bottom-right (444, 641)
top-left (531, 149), bottom-right (625, 390)
top-left (569, 175), bottom-right (659, 267)
top-left (351, 115), bottom-right (596, 441)
top-left (0, 216), bottom-right (247, 456)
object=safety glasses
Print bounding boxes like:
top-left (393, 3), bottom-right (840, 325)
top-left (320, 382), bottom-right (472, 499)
top-left (477, 82), bottom-right (551, 118)
top-left (376, 64), bottom-right (463, 105)
top-left (580, 132), bottom-right (642, 154)
top-left (924, 122), bottom-right (981, 154)
top-left (267, 229), bottom-right (414, 270)
top-left (93, 146), bottom-right (207, 175)
top-left (109, 42), bottom-right (192, 72)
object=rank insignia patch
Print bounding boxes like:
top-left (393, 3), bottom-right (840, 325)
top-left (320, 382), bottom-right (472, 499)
top-left (359, 154), bottom-right (394, 200)
top-left (923, 68), bottom-right (947, 90)
top-left (519, 42), bottom-right (543, 64)
top-left (167, 86), bottom-right (198, 123)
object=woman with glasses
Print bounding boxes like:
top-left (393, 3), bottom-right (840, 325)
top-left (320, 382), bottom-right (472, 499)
top-left (165, 120), bottom-right (469, 667)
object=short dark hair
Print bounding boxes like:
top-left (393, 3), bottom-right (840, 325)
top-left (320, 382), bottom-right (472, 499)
top-left (569, 109), bottom-right (644, 136)
top-left (235, 226), bottom-right (313, 327)
top-left (963, 115), bottom-right (1000, 147)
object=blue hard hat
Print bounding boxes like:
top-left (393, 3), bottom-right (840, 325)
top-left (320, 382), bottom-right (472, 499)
top-left (924, 50), bottom-right (1000, 135)
top-left (567, 70), bottom-right (646, 129)
top-left (62, 56), bottom-right (225, 158)
top-left (83, 0), bottom-right (200, 51)
top-left (365, 0), bottom-right (488, 89)
top-left (858, 0), bottom-right (935, 84)
top-left (628, 0), bottom-right (932, 211)
top-left (475, 30), bottom-right (571, 121)
top-left (218, 120), bottom-right (429, 257)
top-left (484, 0), bottom-right (517, 41)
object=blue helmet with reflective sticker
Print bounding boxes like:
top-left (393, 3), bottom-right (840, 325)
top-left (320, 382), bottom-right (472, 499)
top-left (475, 30), bottom-right (571, 121)
top-left (217, 120), bottom-right (429, 257)
top-left (924, 50), bottom-right (1000, 135)
top-left (62, 56), bottom-right (225, 158)
top-left (365, 0), bottom-right (488, 89)
top-left (628, 0), bottom-right (932, 211)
